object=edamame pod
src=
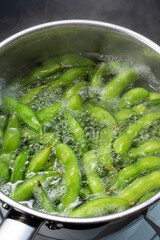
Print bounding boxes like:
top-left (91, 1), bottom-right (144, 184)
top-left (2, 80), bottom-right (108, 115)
top-left (37, 102), bottom-right (63, 124)
top-left (0, 162), bottom-right (9, 183)
top-left (83, 151), bottom-right (105, 195)
top-left (119, 88), bottom-right (149, 109)
top-left (97, 144), bottom-right (113, 169)
top-left (0, 151), bottom-right (15, 166)
top-left (128, 141), bottom-right (160, 158)
top-left (101, 69), bottom-right (138, 103)
top-left (0, 115), bottom-right (7, 142)
top-left (3, 114), bottom-right (21, 152)
top-left (21, 127), bottom-right (58, 145)
top-left (149, 92), bottom-right (160, 104)
top-left (86, 104), bottom-right (118, 129)
top-left (119, 170), bottom-right (160, 203)
top-left (67, 94), bottom-right (83, 111)
top-left (63, 82), bottom-right (86, 100)
top-left (11, 171), bottom-right (59, 201)
top-left (71, 197), bottom-right (129, 218)
top-left (115, 104), bottom-right (146, 123)
top-left (90, 63), bottom-right (106, 90)
top-left (138, 192), bottom-right (156, 204)
top-left (114, 112), bottom-right (160, 154)
top-left (26, 145), bottom-right (53, 176)
top-left (10, 148), bottom-right (28, 183)
top-left (26, 63), bottom-right (60, 85)
top-left (33, 181), bottom-right (56, 213)
top-left (20, 85), bottom-right (46, 105)
top-left (111, 156), bottom-right (160, 190)
top-left (49, 67), bottom-right (87, 90)
top-left (64, 109), bottom-right (86, 151)
top-left (3, 97), bottom-right (42, 133)
top-left (55, 143), bottom-right (81, 210)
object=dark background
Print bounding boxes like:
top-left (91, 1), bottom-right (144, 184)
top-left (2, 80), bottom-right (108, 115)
top-left (0, 0), bottom-right (160, 44)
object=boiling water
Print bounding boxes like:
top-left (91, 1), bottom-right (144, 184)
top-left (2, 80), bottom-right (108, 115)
top-left (0, 53), bottom-right (160, 217)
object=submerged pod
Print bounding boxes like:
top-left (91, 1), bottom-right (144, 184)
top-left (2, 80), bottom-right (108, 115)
top-left (3, 114), bottom-right (21, 152)
top-left (3, 97), bottom-right (42, 133)
top-left (119, 88), bottom-right (149, 109)
top-left (67, 94), bottom-right (83, 111)
top-left (101, 69), bottom-right (138, 103)
top-left (114, 112), bottom-right (160, 154)
top-left (111, 156), bottom-right (160, 190)
top-left (119, 170), bottom-right (160, 203)
top-left (83, 150), bottom-right (105, 195)
top-left (149, 92), bottom-right (160, 104)
top-left (37, 102), bottom-right (63, 124)
top-left (26, 146), bottom-right (53, 176)
top-left (128, 141), bottom-right (160, 158)
top-left (49, 67), bottom-right (87, 90)
top-left (0, 162), bottom-right (9, 183)
top-left (0, 115), bottom-right (7, 141)
top-left (55, 143), bottom-right (81, 210)
top-left (71, 197), bottom-right (129, 218)
top-left (63, 81), bottom-right (86, 100)
top-left (86, 104), bottom-right (118, 129)
top-left (64, 109), bottom-right (86, 151)
top-left (90, 62), bottom-right (106, 90)
top-left (20, 85), bottom-right (46, 105)
top-left (33, 182), bottom-right (56, 213)
top-left (10, 148), bottom-right (28, 183)
top-left (11, 171), bottom-right (59, 201)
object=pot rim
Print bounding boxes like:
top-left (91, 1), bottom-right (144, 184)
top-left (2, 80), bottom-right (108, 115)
top-left (0, 19), bottom-right (160, 225)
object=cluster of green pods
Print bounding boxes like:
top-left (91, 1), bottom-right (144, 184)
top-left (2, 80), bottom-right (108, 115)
top-left (0, 53), bottom-right (160, 218)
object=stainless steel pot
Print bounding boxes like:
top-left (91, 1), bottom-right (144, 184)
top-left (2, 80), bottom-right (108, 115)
top-left (0, 20), bottom-right (160, 240)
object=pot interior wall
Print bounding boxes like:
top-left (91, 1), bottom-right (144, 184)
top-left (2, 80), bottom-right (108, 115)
top-left (0, 24), bottom-right (160, 86)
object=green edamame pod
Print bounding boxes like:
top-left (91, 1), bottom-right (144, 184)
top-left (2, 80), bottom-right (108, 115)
top-left (149, 92), bottom-right (160, 104)
top-left (138, 192), bottom-right (156, 204)
top-left (0, 162), bottom-right (9, 183)
top-left (26, 145), bottom-right (53, 176)
top-left (63, 82), bottom-right (86, 100)
top-left (71, 197), bottom-right (129, 218)
top-left (26, 63), bottom-right (60, 85)
top-left (10, 148), bottom-right (28, 183)
top-left (21, 127), bottom-right (59, 146)
top-left (97, 144), bottom-right (113, 169)
top-left (55, 143), bottom-right (81, 210)
top-left (33, 181), bottom-right (56, 213)
top-left (3, 114), bottom-right (21, 152)
top-left (132, 104), bottom-right (146, 115)
top-left (111, 156), bottom-right (160, 190)
top-left (101, 69), bottom-right (138, 103)
top-left (80, 186), bottom-right (91, 199)
top-left (86, 104), bottom-right (119, 129)
top-left (67, 94), bottom-right (83, 111)
top-left (115, 109), bottom-right (134, 122)
top-left (54, 54), bottom-right (95, 67)
top-left (128, 141), bottom-right (160, 158)
top-left (64, 109), bottom-right (86, 151)
top-left (20, 85), bottom-right (47, 105)
top-left (90, 63), bottom-right (106, 90)
top-left (37, 102), bottom-right (63, 124)
top-left (83, 151), bottom-right (105, 195)
top-left (0, 115), bottom-right (7, 141)
top-left (119, 170), bottom-right (160, 203)
top-left (11, 171), bottom-right (59, 201)
top-left (119, 88), bottom-right (149, 109)
top-left (49, 67), bottom-right (87, 90)
top-left (0, 151), bottom-right (15, 166)
top-left (114, 112), bottom-right (160, 154)
top-left (115, 104), bottom-right (146, 123)
top-left (3, 97), bottom-right (42, 133)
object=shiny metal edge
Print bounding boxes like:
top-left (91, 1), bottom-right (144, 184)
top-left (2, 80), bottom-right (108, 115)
top-left (0, 19), bottom-right (160, 224)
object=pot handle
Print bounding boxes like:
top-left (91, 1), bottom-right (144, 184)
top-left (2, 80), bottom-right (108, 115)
top-left (0, 208), bottom-right (43, 240)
